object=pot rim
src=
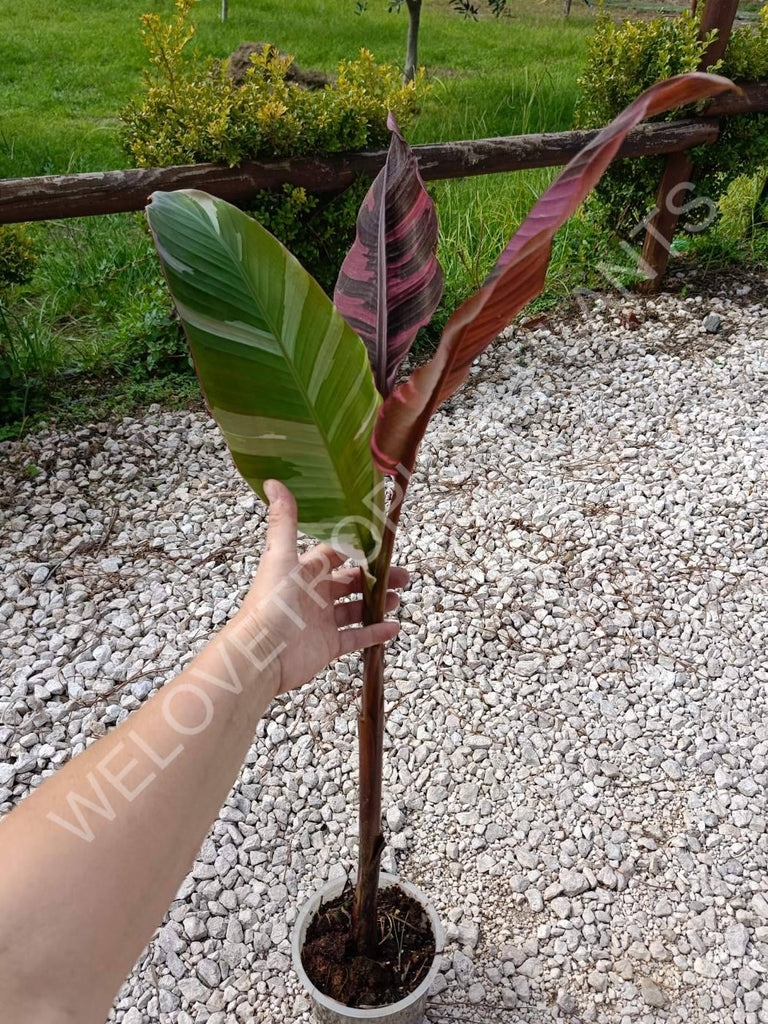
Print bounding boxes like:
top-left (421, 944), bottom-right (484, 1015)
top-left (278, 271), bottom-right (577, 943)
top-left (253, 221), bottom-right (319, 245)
top-left (292, 870), bottom-right (444, 1019)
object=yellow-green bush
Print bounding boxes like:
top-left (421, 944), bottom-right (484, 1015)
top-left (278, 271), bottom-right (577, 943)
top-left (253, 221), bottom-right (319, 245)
top-left (575, 6), bottom-right (768, 233)
top-left (121, 0), bottom-right (424, 289)
top-left (0, 224), bottom-right (38, 289)
top-left (716, 167), bottom-right (768, 240)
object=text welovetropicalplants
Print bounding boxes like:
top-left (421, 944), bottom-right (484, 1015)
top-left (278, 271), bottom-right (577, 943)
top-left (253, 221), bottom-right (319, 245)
top-left (147, 70), bottom-right (735, 1001)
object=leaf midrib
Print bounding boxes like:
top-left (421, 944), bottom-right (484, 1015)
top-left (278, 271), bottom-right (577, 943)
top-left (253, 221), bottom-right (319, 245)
top-left (215, 204), bottom-right (374, 552)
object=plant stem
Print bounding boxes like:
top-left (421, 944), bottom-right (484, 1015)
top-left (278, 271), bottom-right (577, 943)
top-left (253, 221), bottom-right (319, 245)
top-left (351, 471), bottom-right (408, 957)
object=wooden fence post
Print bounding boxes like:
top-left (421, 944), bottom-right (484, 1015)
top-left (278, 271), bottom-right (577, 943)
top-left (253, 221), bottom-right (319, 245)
top-left (637, 0), bottom-right (739, 292)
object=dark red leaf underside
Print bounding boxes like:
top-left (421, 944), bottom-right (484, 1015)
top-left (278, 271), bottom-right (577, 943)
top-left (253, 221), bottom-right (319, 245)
top-left (371, 72), bottom-right (738, 474)
top-left (334, 114), bottom-right (444, 398)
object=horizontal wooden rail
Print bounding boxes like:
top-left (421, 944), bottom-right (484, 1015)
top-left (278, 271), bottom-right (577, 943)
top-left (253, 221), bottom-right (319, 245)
top-left (0, 120), bottom-right (721, 225)
top-left (0, 81), bottom-right (765, 225)
top-left (705, 79), bottom-right (768, 116)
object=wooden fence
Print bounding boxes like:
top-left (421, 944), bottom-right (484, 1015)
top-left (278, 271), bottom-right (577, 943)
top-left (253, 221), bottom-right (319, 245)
top-left (0, 0), bottom-right (764, 288)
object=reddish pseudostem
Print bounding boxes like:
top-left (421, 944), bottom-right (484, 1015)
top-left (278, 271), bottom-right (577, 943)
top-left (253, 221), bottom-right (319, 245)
top-left (351, 469), bottom-right (409, 956)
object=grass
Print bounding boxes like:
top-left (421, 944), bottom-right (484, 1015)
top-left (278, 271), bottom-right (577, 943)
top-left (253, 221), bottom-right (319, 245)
top-left (0, 0), bottom-right (596, 430)
top-left (1, 0), bottom-right (763, 432)
top-left (0, 0), bottom-right (591, 178)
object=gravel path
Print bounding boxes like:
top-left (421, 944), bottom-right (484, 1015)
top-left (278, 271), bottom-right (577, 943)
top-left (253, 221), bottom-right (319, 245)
top-left (3, 280), bottom-right (768, 1024)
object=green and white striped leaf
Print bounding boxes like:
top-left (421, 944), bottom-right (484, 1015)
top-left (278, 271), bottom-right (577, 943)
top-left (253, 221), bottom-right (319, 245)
top-left (146, 189), bottom-right (383, 559)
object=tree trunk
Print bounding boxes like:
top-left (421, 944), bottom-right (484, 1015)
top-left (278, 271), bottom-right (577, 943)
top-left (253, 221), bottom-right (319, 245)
top-left (563, 0), bottom-right (573, 16)
top-left (350, 475), bottom-right (407, 956)
top-left (404, 0), bottom-right (422, 83)
top-left (221, 0), bottom-right (228, 22)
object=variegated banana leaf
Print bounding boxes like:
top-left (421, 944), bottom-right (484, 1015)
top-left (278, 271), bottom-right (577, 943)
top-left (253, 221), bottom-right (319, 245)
top-left (146, 189), bottom-right (383, 559)
top-left (334, 113), bottom-right (443, 398)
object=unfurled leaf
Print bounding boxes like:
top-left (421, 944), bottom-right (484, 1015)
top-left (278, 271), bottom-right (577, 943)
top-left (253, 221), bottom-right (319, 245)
top-left (371, 72), bottom-right (738, 474)
top-left (334, 113), bottom-right (444, 398)
top-left (147, 189), bottom-right (383, 558)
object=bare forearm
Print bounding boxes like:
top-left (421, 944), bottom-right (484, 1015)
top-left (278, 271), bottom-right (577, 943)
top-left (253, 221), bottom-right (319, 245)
top-left (0, 610), bottom-right (276, 1024)
top-left (0, 481), bottom-right (404, 1023)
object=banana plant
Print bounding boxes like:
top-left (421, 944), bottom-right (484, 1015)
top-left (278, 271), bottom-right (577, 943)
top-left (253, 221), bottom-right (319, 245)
top-left (146, 71), bottom-right (736, 960)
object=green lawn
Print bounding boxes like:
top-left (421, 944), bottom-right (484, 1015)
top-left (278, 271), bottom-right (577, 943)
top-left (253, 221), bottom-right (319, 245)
top-left (1, 0), bottom-right (596, 430)
top-left (0, 0), bottom-right (591, 177)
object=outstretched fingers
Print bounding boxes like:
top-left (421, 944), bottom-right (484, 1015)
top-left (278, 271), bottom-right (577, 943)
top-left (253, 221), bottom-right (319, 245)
top-left (330, 565), bottom-right (409, 599)
top-left (337, 620), bottom-right (400, 656)
top-left (334, 590), bottom-right (400, 628)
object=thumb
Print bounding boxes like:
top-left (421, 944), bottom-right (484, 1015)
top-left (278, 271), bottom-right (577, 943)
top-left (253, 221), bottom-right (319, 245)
top-left (263, 479), bottom-right (298, 560)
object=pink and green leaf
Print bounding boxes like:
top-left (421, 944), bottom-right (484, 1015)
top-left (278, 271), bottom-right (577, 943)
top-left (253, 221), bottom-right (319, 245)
top-left (334, 113), bottom-right (444, 398)
top-left (371, 72), bottom-right (738, 475)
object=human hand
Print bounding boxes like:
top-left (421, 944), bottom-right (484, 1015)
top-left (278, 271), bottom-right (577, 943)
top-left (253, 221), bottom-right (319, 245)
top-left (229, 480), bottom-right (407, 696)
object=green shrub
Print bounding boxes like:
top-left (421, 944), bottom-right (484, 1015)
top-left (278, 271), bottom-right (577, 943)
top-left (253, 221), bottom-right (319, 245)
top-left (0, 224), bottom-right (38, 288)
top-left (575, 6), bottom-right (768, 233)
top-left (717, 166), bottom-right (768, 240)
top-left (113, 282), bottom-right (191, 379)
top-left (121, 0), bottom-right (425, 290)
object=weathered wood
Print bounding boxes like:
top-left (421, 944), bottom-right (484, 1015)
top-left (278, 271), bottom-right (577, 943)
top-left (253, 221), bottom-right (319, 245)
top-left (0, 120), bottom-right (721, 225)
top-left (639, 0), bottom-right (740, 292)
top-left (699, 0), bottom-right (740, 65)
top-left (637, 150), bottom-right (696, 292)
top-left (706, 79), bottom-right (768, 117)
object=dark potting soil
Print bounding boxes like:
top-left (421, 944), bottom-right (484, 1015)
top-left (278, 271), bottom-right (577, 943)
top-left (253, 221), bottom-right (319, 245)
top-left (301, 884), bottom-right (436, 1008)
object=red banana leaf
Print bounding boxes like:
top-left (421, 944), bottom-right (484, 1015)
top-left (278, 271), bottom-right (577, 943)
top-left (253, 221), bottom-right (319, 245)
top-left (371, 72), bottom-right (738, 474)
top-left (334, 113), bottom-right (444, 398)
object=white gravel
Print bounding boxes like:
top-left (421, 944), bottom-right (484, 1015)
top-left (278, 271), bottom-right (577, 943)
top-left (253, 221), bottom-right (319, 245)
top-left (2, 278), bottom-right (768, 1024)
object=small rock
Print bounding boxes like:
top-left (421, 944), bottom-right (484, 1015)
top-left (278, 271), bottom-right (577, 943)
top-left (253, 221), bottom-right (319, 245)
top-left (560, 869), bottom-right (589, 896)
top-left (518, 957), bottom-right (543, 979)
top-left (588, 970), bottom-right (607, 992)
top-left (551, 896), bottom-right (571, 919)
top-left (196, 958), bottom-right (221, 988)
top-left (500, 944), bottom-right (526, 967)
top-left (467, 982), bottom-right (485, 1004)
top-left (292, 994), bottom-right (310, 1015)
top-left (556, 988), bottom-right (578, 1014)
top-left (614, 958), bottom-right (634, 980)
top-left (526, 888), bottom-right (544, 912)
top-left (654, 897), bottom-right (674, 917)
top-left (386, 806), bottom-right (406, 832)
top-left (725, 922), bottom-right (749, 957)
top-left (638, 976), bottom-right (669, 1008)
top-left (458, 782), bottom-right (480, 807)
top-left (738, 777), bottom-right (760, 798)
top-left (429, 974), bottom-right (447, 996)
top-left (466, 734), bottom-right (492, 749)
top-left (661, 758), bottom-right (683, 781)
top-left (183, 915), bottom-right (207, 941)
top-left (693, 956), bottom-right (719, 979)
top-left (458, 921), bottom-right (480, 948)
top-left (178, 978), bottom-right (208, 1003)
top-left (476, 853), bottom-right (496, 873)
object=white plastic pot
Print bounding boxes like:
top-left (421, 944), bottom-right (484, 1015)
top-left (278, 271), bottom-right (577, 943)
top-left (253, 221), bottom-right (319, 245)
top-left (292, 872), bottom-right (443, 1024)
